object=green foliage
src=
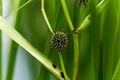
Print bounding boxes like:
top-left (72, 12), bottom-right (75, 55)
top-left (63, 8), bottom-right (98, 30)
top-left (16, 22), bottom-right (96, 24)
top-left (0, 0), bottom-right (120, 80)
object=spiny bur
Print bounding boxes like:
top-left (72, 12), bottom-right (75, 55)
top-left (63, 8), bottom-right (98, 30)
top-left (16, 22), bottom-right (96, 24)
top-left (50, 32), bottom-right (68, 52)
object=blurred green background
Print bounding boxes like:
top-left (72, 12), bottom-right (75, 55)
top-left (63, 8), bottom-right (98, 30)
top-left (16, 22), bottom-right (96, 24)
top-left (1, 0), bottom-right (120, 80)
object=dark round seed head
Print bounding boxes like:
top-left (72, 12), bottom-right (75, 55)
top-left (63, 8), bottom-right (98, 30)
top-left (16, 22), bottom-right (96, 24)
top-left (50, 32), bottom-right (68, 52)
top-left (76, 0), bottom-right (88, 5)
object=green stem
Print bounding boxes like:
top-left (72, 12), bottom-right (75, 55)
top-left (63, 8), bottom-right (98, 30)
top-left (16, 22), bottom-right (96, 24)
top-left (72, 34), bottom-right (79, 80)
top-left (76, 0), bottom-right (109, 33)
top-left (60, 0), bottom-right (74, 31)
top-left (60, 0), bottom-right (80, 80)
top-left (0, 16), bottom-right (66, 80)
top-left (38, 4), bottom-right (62, 80)
top-left (16, 0), bottom-right (31, 12)
top-left (59, 52), bottom-right (69, 80)
top-left (0, 0), bottom-right (2, 80)
top-left (41, 0), bottom-right (54, 34)
top-left (4, 0), bottom-right (32, 18)
top-left (76, 14), bottom-right (91, 33)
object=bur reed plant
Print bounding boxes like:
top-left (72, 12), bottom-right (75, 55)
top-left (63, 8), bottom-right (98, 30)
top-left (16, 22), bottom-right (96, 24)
top-left (0, 0), bottom-right (120, 80)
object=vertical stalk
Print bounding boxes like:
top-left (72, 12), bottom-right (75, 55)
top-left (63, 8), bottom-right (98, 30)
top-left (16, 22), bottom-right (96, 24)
top-left (72, 34), bottom-right (79, 80)
top-left (0, 0), bottom-right (2, 80)
top-left (60, 0), bottom-right (74, 31)
top-left (60, 0), bottom-right (80, 80)
top-left (59, 52), bottom-right (69, 80)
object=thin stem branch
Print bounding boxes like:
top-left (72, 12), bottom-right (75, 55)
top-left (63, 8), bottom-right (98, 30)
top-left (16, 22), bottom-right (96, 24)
top-left (76, 14), bottom-right (91, 33)
top-left (72, 34), bottom-right (79, 80)
top-left (59, 52), bottom-right (69, 80)
top-left (41, 0), bottom-right (54, 34)
top-left (16, 0), bottom-right (31, 12)
top-left (37, 5), bottom-right (62, 80)
top-left (4, 0), bottom-right (32, 18)
top-left (60, 0), bottom-right (74, 31)
top-left (76, 0), bottom-right (108, 33)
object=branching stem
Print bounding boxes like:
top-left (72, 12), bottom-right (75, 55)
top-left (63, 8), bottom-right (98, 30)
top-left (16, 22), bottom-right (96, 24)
top-left (60, 0), bottom-right (80, 80)
top-left (76, 0), bottom-right (108, 33)
top-left (72, 34), bottom-right (79, 80)
top-left (60, 0), bottom-right (74, 31)
top-left (4, 0), bottom-right (32, 18)
top-left (41, 0), bottom-right (54, 34)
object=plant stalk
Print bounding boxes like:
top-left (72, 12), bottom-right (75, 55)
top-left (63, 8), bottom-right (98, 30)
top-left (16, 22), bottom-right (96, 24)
top-left (41, 0), bottom-right (54, 34)
top-left (72, 34), bottom-right (79, 80)
top-left (76, 0), bottom-right (109, 33)
top-left (60, 0), bottom-right (74, 31)
top-left (59, 52), bottom-right (69, 80)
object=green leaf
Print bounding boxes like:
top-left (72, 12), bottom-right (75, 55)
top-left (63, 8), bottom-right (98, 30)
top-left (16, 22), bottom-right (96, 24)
top-left (0, 16), bottom-right (67, 80)
top-left (6, 0), bottom-right (27, 80)
top-left (102, 0), bottom-right (120, 79)
top-left (112, 59), bottom-right (120, 80)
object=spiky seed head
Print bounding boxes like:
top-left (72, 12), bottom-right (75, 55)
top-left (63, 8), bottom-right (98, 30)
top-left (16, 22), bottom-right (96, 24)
top-left (50, 32), bottom-right (68, 52)
top-left (76, 0), bottom-right (88, 5)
